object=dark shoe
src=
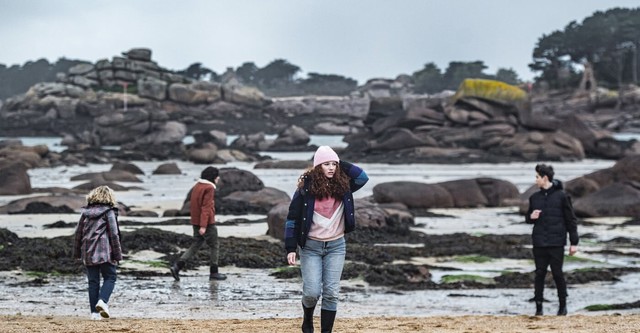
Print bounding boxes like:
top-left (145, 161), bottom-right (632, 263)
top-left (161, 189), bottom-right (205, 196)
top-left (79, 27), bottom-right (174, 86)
top-left (535, 301), bottom-right (543, 316)
top-left (209, 273), bottom-right (227, 281)
top-left (209, 265), bottom-right (227, 280)
top-left (302, 303), bottom-right (315, 333)
top-left (557, 299), bottom-right (567, 316)
top-left (170, 261), bottom-right (185, 281)
top-left (320, 309), bottom-right (336, 333)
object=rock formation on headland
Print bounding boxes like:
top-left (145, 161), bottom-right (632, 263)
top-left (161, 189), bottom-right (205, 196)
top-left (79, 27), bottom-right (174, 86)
top-left (1, 48), bottom-right (639, 165)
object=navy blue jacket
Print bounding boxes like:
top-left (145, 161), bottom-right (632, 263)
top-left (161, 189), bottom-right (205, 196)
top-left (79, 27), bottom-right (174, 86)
top-left (526, 180), bottom-right (579, 247)
top-left (284, 160), bottom-right (369, 253)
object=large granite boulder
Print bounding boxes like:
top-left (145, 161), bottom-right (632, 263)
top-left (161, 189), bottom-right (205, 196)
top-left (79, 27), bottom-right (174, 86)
top-left (218, 187), bottom-right (290, 214)
top-left (373, 182), bottom-right (454, 209)
top-left (70, 170), bottom-right (142, 183)
top-left (373, 178), bottom-right (519, 209)
top-left (573, 182), bottom-right (640, 217)
top-left (0, 195), bottom-right (85, 214)
top-left (0, 162), bottom-right (32, 195)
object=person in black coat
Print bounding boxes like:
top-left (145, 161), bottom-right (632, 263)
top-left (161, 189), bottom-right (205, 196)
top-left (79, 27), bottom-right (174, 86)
top-left (526, 164), bottom-right (579, 316)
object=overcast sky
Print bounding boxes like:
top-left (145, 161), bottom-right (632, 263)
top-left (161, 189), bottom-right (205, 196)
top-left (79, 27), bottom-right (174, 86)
top-left (1, 1), bottom-right (638, 83)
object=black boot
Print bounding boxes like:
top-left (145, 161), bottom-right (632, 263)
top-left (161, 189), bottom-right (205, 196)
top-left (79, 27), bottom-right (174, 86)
top-left (170, 260), bottom-right (185, 281)
top-left (535, 301), bottom-right (543, 316)
top-left (557, 298), bottom-right (567, 316)
top-left (302, 303), bottom-right (315, 333)
top-left (209, 265), bottom-right (227, 281)
top-left (320, 309), bottom-right (336, 333)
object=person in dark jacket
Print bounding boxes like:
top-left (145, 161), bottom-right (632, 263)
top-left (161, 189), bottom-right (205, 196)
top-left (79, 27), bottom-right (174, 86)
top-left (170, 166), bottom-right (227, 281)
top-left (526, 164), bottom-right (579, 316)
top-left (73, 185), bottom-right (123, 320)
top-left (284, 146), bottom-right (368, 333)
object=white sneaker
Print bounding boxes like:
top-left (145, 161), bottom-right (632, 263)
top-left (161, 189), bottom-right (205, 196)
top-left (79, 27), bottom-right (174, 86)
top-left (90, 312), bottom-right (102, 320)
top-left (95, 299), bottom-right (110, 318)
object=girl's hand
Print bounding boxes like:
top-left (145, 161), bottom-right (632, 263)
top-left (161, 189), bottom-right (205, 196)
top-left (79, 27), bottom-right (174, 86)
top-left (287, 252), bottom-right (298, 266)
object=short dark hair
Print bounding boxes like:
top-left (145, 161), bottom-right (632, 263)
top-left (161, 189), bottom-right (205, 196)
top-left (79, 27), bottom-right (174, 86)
top-left (201, 166), bottom-right (219, 182)
top-left (535, 164), bottom-right (554, 181)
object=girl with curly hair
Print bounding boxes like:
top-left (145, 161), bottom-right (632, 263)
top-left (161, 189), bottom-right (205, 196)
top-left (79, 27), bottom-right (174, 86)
top-left (284, 146), bottom-right (369, 332)
top-left (73, 185), bottom-right (122, 320)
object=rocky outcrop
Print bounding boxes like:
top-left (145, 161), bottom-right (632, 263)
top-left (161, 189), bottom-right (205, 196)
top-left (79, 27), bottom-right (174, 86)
top-left (70, 170), bottom-right (142, 183)
top-left (152, 162), bottom-right (182, 175)
top-left (254, 160), bottom-right (312, 169)
top-left (265, 95), bottom-right (369, 135)
top-left (3, 49), bottom-right (639, 165)
top-left (0, 195), bottom-right (85, 214)
top-left (573, 182), bottom-right (640, 217)
top-left (567, 155), bottom-right (640, 217)
top-left (373, 178), bottom-right (519, 209)
top-left (0, 162), bottom-right (32, 195)
top-left (219, 187), bottom-right (290, 214)
top-left (342, 79), bottom-right (638, 163)
top-left (0, 48), bottom-right (273, 154)
top-left (0, 141), bottom-right (50, 169)
top-left (111, 162), bottom-right (144, 175)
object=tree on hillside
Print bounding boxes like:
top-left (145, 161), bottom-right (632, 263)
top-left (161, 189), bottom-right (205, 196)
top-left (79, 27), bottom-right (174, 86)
top-left (177, 62), bottom-right (217, 81)
top-left (255, 59), bottom-right (301, 87)
top-left (530, 7), bottom-right (640, 90)
top-left (412, 62), bottom-right (444, 94)
top-left (235, 62), bottom-right (259, 85)
top-left (0, 58), bottom-right (88, 100)
top-left (411, 61), bottom-right (521, 94)
top-left (495, 68), bottom-right (521, 85)
top-left (298, 73), bottom-right (358, 96)
top-left (442, 61), bottom-right (490, 90)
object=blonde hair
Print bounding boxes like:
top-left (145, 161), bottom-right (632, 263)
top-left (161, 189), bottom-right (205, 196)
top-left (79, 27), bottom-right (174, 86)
top-left (86, 185), bottom-right (117, 206)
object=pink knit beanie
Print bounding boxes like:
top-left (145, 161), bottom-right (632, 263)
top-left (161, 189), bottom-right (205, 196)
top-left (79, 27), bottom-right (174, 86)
top-left (313, 146), bottom-right (340, 167)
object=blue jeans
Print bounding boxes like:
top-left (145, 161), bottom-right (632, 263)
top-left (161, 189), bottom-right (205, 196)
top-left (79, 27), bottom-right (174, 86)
top-left (300, 237), bottom-right (346, 311)
top-left (86, 263), bottom-right (117, 313)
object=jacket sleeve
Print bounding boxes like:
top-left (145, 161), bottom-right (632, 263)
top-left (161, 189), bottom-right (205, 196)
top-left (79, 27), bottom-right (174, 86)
top-left (339, 160), bottom-right (369, 193)
top-left (107, 209), bottom-right (123, 262)
top-left (525, 196), bottom-right (534, 224)
top-left (284, 190), bottom-right (304, 254)
top-left (73, 214), bottom-right (85, 259)
top-left (562, 194), bottom-right (579, 245)
top-left (200, 186), bottom-right (215, 227)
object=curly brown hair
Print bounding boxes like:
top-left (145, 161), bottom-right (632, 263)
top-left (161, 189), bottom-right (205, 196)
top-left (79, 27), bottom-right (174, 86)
top-left (297, 164), bottom-right (350, 199)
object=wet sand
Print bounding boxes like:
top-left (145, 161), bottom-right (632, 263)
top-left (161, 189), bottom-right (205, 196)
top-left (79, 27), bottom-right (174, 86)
top-left (2, 314), bottom-right (639, 332)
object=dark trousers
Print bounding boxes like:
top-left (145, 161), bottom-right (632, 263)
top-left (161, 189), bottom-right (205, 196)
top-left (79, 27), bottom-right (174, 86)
top-left (86, 263), bottom-right (117, 313)
top-left (180, 225), bottom-right (219, 266)
top-left (533, 246), bottom-right (567, 301)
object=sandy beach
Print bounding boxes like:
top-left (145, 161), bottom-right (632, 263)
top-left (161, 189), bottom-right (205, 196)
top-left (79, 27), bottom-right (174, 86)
top-left (2, 314), bottom-right (640, 332)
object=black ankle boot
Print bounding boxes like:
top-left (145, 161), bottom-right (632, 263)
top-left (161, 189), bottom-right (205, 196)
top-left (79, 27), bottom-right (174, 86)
top-left (170, 260), bottom-right (185, 281)
top-left (302, 303), bottom-right (315, 333)
top-left (320, 309), bottom-right (336, 333)
top-left (535, 301), bottom-right (543, 316)
top-left (557, 298), bottom-right (567, 316)
top-left (209, 265), bottom-right (227, 280)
